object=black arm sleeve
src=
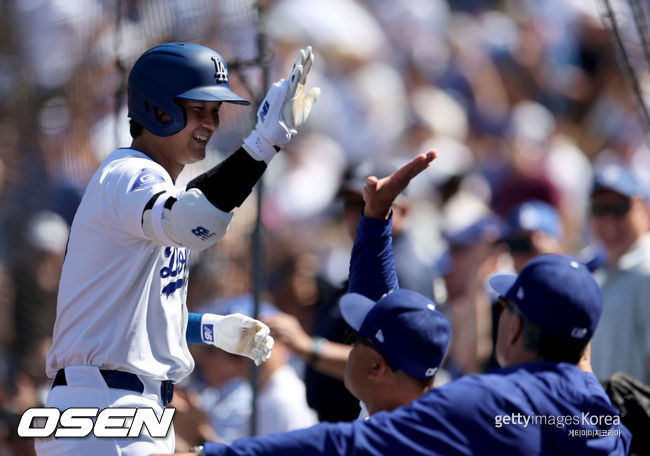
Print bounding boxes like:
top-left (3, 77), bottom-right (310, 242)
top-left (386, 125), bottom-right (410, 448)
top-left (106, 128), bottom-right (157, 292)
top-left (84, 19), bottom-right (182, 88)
top-left (186, 147), bottom-right (267, 212)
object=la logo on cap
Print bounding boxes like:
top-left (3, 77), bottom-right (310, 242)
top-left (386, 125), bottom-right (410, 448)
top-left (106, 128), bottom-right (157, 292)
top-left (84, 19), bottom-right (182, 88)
top-left (211, 56), bottom-right (228, 83)
top-left (570, 327), bottom-right (587, 339)
top-left (375, 329), bottom-right (385, 343)
top-left (425, 367), bottom-right (438, 377)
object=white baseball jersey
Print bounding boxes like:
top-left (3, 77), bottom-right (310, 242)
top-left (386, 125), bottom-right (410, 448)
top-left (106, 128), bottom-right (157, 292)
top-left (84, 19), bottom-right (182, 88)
top-left (46, 148), bottom-right (195, 382)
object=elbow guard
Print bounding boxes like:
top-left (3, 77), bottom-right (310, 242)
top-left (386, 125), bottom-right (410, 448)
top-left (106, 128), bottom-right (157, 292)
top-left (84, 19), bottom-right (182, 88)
top-left (169, 189), bottom-right (233, 250)
top-left (142, 188), bottom-right (233, 251)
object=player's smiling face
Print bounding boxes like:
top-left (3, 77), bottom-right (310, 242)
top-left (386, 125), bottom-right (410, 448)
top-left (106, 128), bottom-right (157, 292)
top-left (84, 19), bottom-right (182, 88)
top-left (589, 190), bottom-right (648, 263)
top-left (173, 99), bottom-right (221, 161)
top-left (135, 99), bottom-right (222, 180)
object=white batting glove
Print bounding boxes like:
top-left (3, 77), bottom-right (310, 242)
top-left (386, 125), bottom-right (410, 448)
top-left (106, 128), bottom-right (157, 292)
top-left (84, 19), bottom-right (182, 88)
top-left (200, 313), bottom-right (274, 365)
top-left (243, 46), bottom-right (321, 164)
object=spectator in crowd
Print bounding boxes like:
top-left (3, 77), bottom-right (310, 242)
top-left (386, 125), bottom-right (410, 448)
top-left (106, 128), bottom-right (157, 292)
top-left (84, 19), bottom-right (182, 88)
top-left (438, 211), bottom-right (507, 376)
top-left (265, 251), bottom-right (359, 422)
top-left (485, 199), bottom-right (564, 371)
top-left (587, 164), bottom-right (650, 384)
top-left (191, 341), bottom-right (252, 443)
top-left (502, 199), bottom-right (565, 273)
top-left (191, 295), bottom-right (318, 442)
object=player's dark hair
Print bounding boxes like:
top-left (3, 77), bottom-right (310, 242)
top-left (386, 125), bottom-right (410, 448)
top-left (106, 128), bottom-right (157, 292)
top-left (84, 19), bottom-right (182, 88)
top-left (508, 306), bottom-right (586, 364)
top-left (130, 119), bottom-right (143, 138)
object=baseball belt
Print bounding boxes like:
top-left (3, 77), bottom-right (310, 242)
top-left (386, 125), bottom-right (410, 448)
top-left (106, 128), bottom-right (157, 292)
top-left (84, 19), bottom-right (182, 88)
top-left (52, 368), bottom-right (174, 406)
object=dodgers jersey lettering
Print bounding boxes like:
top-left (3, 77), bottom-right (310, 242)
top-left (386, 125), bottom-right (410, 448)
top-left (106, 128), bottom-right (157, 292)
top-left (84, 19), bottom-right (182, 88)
top-left (46, 148), bottom-right (194, 382)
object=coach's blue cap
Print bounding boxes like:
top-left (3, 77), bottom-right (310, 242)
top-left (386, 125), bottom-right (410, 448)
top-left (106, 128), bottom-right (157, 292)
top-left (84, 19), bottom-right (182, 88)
top-left (339, 289), bottom-right (450, 379)
top-left (506, 200), bottom-right (563, 239)
top-left (489, 254), bottom-right (603, 340)
top-left (591, 164), bottom-right (648, 201)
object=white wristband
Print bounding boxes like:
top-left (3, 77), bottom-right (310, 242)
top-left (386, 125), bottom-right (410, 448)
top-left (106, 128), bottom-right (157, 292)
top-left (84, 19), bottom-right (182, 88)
top-left (243, 129), bottom-right (278, 165)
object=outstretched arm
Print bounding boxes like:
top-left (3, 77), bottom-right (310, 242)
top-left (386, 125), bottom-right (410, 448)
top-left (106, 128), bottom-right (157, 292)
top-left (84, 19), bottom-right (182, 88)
top-left (349, 152), bottom-right (436, 299)
top-left (144, 47), bottom-right (320, 252)
top-left (362, 151), bottom-right (437, 220)
top-left (188, 47), bottom-right (320, 212)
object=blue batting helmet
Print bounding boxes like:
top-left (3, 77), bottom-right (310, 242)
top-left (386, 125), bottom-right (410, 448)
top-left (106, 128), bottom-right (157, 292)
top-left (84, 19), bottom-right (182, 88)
top-left (127, 42), bottom-right (250, 137)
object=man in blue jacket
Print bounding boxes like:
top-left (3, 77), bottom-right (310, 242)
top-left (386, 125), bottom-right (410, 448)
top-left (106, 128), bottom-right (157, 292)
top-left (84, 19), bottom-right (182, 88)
top-left (165, 152), bottom-right (631, 455)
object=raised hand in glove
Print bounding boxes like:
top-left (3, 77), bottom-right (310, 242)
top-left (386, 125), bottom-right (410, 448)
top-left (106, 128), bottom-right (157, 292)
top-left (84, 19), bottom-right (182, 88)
top-left (199, 313), bottom-right (274, 365)
top-left (243, 46), bottom-right (321, 164)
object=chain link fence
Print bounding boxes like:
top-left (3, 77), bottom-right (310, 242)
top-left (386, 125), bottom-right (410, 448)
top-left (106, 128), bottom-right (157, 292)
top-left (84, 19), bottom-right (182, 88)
top-left (598, 0), bottom-right (650, 133)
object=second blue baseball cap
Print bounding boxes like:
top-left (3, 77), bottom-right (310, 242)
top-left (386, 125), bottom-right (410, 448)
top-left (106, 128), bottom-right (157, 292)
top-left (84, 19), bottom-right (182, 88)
top-left (591, 164), bottom-right (648, 201)
top-left (506, 200), bottom-right (563, 240)
top-left (488, 254), bottom-right (603, 341)
top-left (339, 289), bottom-right (451, 379)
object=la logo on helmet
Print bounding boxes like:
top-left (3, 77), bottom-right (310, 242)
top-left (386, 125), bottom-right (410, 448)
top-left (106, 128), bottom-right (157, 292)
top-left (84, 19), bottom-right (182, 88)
top-left (211, 57), bottom-right (228, 83)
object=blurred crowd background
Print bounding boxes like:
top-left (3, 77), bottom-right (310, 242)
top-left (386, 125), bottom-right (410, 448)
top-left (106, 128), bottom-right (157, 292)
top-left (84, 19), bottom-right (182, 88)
top-left (0, 0), bottom-right (648, 454)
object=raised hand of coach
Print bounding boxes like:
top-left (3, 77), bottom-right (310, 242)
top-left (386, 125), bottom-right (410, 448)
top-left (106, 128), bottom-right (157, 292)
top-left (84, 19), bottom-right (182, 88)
top-left (200, 313), bottom-right (274, 365)
top-left (243, 46), bottom-right (320, 164)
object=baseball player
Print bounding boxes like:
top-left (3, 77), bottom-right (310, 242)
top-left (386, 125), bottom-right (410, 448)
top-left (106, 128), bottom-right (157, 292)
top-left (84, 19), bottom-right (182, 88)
top-left (36, 42), bottom-right (319, 456)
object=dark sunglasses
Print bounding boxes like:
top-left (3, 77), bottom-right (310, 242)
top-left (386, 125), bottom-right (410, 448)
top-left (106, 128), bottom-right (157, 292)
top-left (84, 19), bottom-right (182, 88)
top-left (590, 200), bottom-right (631, 218)
top-left (344, 327), bottom-right (397, 371)
top-left (498, 297), bottom-right (516, 314)
top-left (504, 236), bottom-right (535, 254)
top-left (344, 327), bottom-right (375, 347)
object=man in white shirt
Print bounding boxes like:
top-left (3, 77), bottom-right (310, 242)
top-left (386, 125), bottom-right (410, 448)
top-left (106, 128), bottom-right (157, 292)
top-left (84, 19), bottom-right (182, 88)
top-left (588, 163), bottom-right (650, 384)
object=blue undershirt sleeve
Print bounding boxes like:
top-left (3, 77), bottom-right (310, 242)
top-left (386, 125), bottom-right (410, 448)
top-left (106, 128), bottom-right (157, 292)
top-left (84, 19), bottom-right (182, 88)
top-left (186, 312), bottom-right (203, 343)
top-left (348, 212), bottom-right (399, 300)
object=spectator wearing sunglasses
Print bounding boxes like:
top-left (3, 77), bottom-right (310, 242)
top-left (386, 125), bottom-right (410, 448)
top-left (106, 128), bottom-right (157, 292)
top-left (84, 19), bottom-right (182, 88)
top-left (438, 213), bottom-right (508, 376)
top-left (482, 200), bottom-right (565, 373)
top-left (503, 200), bottom-right (565, 273)
top-left (588, 164), bottom-right (650, 384)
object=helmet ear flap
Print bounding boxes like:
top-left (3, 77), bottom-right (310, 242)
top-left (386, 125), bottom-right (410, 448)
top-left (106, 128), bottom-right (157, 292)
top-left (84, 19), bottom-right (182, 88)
top-left (128, 84), bottom-right (185, 137)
